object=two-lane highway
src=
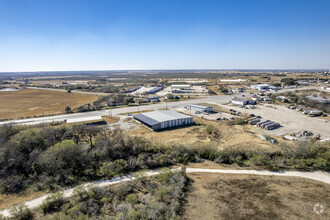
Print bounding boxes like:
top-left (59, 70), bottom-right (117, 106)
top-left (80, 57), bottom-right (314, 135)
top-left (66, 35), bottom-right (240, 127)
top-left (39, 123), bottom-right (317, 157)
top-left (0, 86), bottom-right (319, 126)
top-left (0, 94), bottom-right (241, 125)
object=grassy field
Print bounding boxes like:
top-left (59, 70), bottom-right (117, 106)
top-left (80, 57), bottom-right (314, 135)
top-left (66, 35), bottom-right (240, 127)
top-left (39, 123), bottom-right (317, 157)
top-left (101, 116), bottom-right (120, 124)
top-left (0, 89), bottom-right (99, 120)
top-left (183, 173), bottom-right (330, 220)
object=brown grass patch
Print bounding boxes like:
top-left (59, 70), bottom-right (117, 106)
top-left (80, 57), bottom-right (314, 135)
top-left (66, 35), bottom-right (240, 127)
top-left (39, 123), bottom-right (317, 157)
top-left (102, 116), bottom-right (120, 124)
top-left (0, 89), bottom-right (98, 120)
top-left (118, 110), bottom-right (153, 115)
top-left (0, 191), bottom-right (46, 209)
top-left (183, 173), bottom-right (330, 220)
top-left (198, 103), bottom-right (232, 114)
top-left (129, 116), bottom-right (275, 151)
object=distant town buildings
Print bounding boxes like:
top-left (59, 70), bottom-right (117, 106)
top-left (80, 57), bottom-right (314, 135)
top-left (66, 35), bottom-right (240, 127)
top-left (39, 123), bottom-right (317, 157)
top-left (250, 84), bottom-right (270, 91)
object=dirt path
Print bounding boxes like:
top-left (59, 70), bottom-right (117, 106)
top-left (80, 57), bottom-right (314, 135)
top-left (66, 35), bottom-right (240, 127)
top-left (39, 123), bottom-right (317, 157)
top-left (1, 168), bottom-right (329, 217)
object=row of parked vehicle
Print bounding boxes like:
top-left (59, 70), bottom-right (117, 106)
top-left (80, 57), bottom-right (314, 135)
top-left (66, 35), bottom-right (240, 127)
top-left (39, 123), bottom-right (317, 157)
top-left (288, 104), bottom-right (327, 117)
top-left (245, 117), bottom-right (261, 125)
top-left (195, 111), bottom-right (210, 115)
top-left (256, 120), bottom-right (281, 130)
top-left (229, 109), bottom-right (241, 116)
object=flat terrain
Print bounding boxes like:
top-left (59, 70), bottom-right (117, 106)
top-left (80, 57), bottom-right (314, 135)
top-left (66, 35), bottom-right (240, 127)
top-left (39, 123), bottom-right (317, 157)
top-left (0, 87), bottom-right (316, 126)
top-left (0, 191), bottom-right (46, 210)
top-left (208, 102), bottom-right (330, 140)
top-left (183, 173), bottom-right (330, 220)
top-left (0, 89), bottom-right (98, 120)
top-left (130, 116), bottom-right (276, 151)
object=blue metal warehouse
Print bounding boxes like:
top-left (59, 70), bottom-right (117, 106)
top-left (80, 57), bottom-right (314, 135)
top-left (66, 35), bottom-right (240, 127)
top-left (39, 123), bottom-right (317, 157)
top-left (147, 86), bottom-right (162, 94)
top-left (133, 110), bottom-right (193, 130)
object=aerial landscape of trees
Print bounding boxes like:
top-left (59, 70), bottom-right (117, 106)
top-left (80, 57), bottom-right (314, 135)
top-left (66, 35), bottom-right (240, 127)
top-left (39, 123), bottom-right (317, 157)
top-left (6, 169), bottom-right (187, 219)
top-left (0, 123), bottom-right (329, 197)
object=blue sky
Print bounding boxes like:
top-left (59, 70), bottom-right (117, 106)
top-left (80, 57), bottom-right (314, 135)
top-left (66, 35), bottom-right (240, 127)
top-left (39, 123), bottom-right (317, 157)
top-left (0, 0), bottom-right (329, 72)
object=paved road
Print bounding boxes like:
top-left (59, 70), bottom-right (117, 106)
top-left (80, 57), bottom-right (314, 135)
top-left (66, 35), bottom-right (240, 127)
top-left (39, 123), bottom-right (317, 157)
top-left (1, 167), bottom-right (329, 217)
top-left (0, 95), bottom-right (239, 125)
top-left (0, 86), bottom-right (318, 126)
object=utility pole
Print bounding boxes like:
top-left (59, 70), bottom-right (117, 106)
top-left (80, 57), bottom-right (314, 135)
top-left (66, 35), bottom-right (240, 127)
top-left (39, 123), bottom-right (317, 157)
top-left (108, 110), bottom-right (112, 118)
top-left (67, 89), bottom-right (71, 110)
top-left (166, 100), bottom-right (168, 110)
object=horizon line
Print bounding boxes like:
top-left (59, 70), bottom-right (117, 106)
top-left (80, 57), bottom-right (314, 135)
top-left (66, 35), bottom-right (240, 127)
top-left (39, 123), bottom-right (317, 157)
top-left (0, 68), bottom-right (329, 74)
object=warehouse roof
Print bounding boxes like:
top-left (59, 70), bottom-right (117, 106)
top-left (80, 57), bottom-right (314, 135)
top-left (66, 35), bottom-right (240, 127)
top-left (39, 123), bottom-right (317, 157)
top-left (171, 84), bottom-right (191, 88)
top-left (134, 110), bottom-right (191, 124)
top-left (251, 84), bottom-right (270, 87)
top-left (67, 116), bottom-right (103, 123)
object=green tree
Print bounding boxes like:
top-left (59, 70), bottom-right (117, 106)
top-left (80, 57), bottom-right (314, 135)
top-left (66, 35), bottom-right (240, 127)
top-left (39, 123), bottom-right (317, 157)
top-left (9, 204), bottom-right (33, 220)
top-left (40, 192), bottom-right (64, 214)
top-left (98, 159), bottom-right (128, 178)
top-left (280, 78), bottom-right (296, 86)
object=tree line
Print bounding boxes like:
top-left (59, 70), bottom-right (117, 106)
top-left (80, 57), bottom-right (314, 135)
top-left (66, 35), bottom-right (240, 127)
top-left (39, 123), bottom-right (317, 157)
top-left (0, 123), bottom-right (329, 195)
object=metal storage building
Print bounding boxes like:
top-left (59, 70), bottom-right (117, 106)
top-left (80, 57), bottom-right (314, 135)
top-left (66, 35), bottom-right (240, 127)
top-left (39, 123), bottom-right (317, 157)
top-left (231, 98), bottom-right (256, 105)
top-left (186, 104), bottom-right (212, 113)
top-left (147, 86), bottom-right (162, 94)
top-left (133, 110), bottom-right (193, 131)
top-left (250, 84), bottom-right (270, 91)
top-left (170, 84), bottom-right (193, 93)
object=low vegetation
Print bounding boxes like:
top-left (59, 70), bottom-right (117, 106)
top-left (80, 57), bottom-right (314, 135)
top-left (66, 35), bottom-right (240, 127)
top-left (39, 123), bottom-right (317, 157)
top-left (76, 94), bottom-right (135, 112)
top-left (18, 170), bottom-right (187, 219)
top-left (280, 77), bottom-right (297, 86)
top-left (270, 91), bottom-right (330, 113)
top-left (184, 173), bottom-right (330, 219)
top-left (0, 124), bottom-right (329, 196)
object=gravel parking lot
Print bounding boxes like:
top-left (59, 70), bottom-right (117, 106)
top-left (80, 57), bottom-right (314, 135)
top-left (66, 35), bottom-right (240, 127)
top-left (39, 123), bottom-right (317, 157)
top-left (178, 107), bottom-right (232, 120)
top-left (208, 102), bottom-right (330, 140)
top-left (107, 116), bottom-right (141, 131)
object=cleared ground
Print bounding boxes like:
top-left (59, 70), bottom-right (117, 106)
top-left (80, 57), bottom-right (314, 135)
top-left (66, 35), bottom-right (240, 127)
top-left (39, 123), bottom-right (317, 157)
top-left (183, 173), bottom-right (330, 220)
top-left (0, 89), bottom-right (98, 120)
top-left (0, 191), bottom-right (47, 210)
top-left (130, 116), bottom-right (276, 151)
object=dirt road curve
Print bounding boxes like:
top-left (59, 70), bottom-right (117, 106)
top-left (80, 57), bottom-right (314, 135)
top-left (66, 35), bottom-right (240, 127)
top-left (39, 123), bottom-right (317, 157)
top-left (1, 167), bottom-right (329, 217)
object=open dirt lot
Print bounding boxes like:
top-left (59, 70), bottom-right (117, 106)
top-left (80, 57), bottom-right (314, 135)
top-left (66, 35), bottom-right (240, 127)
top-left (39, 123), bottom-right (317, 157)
top-left (183, 173), bottom-right (330, 220)
top-left (130, 116), bottom-right (276, 151)
top-left (0, 89), bottom-right (98, 120)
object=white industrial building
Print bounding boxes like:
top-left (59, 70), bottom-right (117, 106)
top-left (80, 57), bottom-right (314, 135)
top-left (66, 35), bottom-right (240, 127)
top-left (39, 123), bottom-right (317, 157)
top-left (66, 116), bottom-right (103, 123)
top-left (133, 110), bottom-right (193, 131)
top-left (231, 98), bottom-right (256, 105)
top-left (250, 84), bottom-right (270, 91)
top-left (186, 104), bottom-right (212, 113)
top-left (171, 84), bottom-right (192, 93)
